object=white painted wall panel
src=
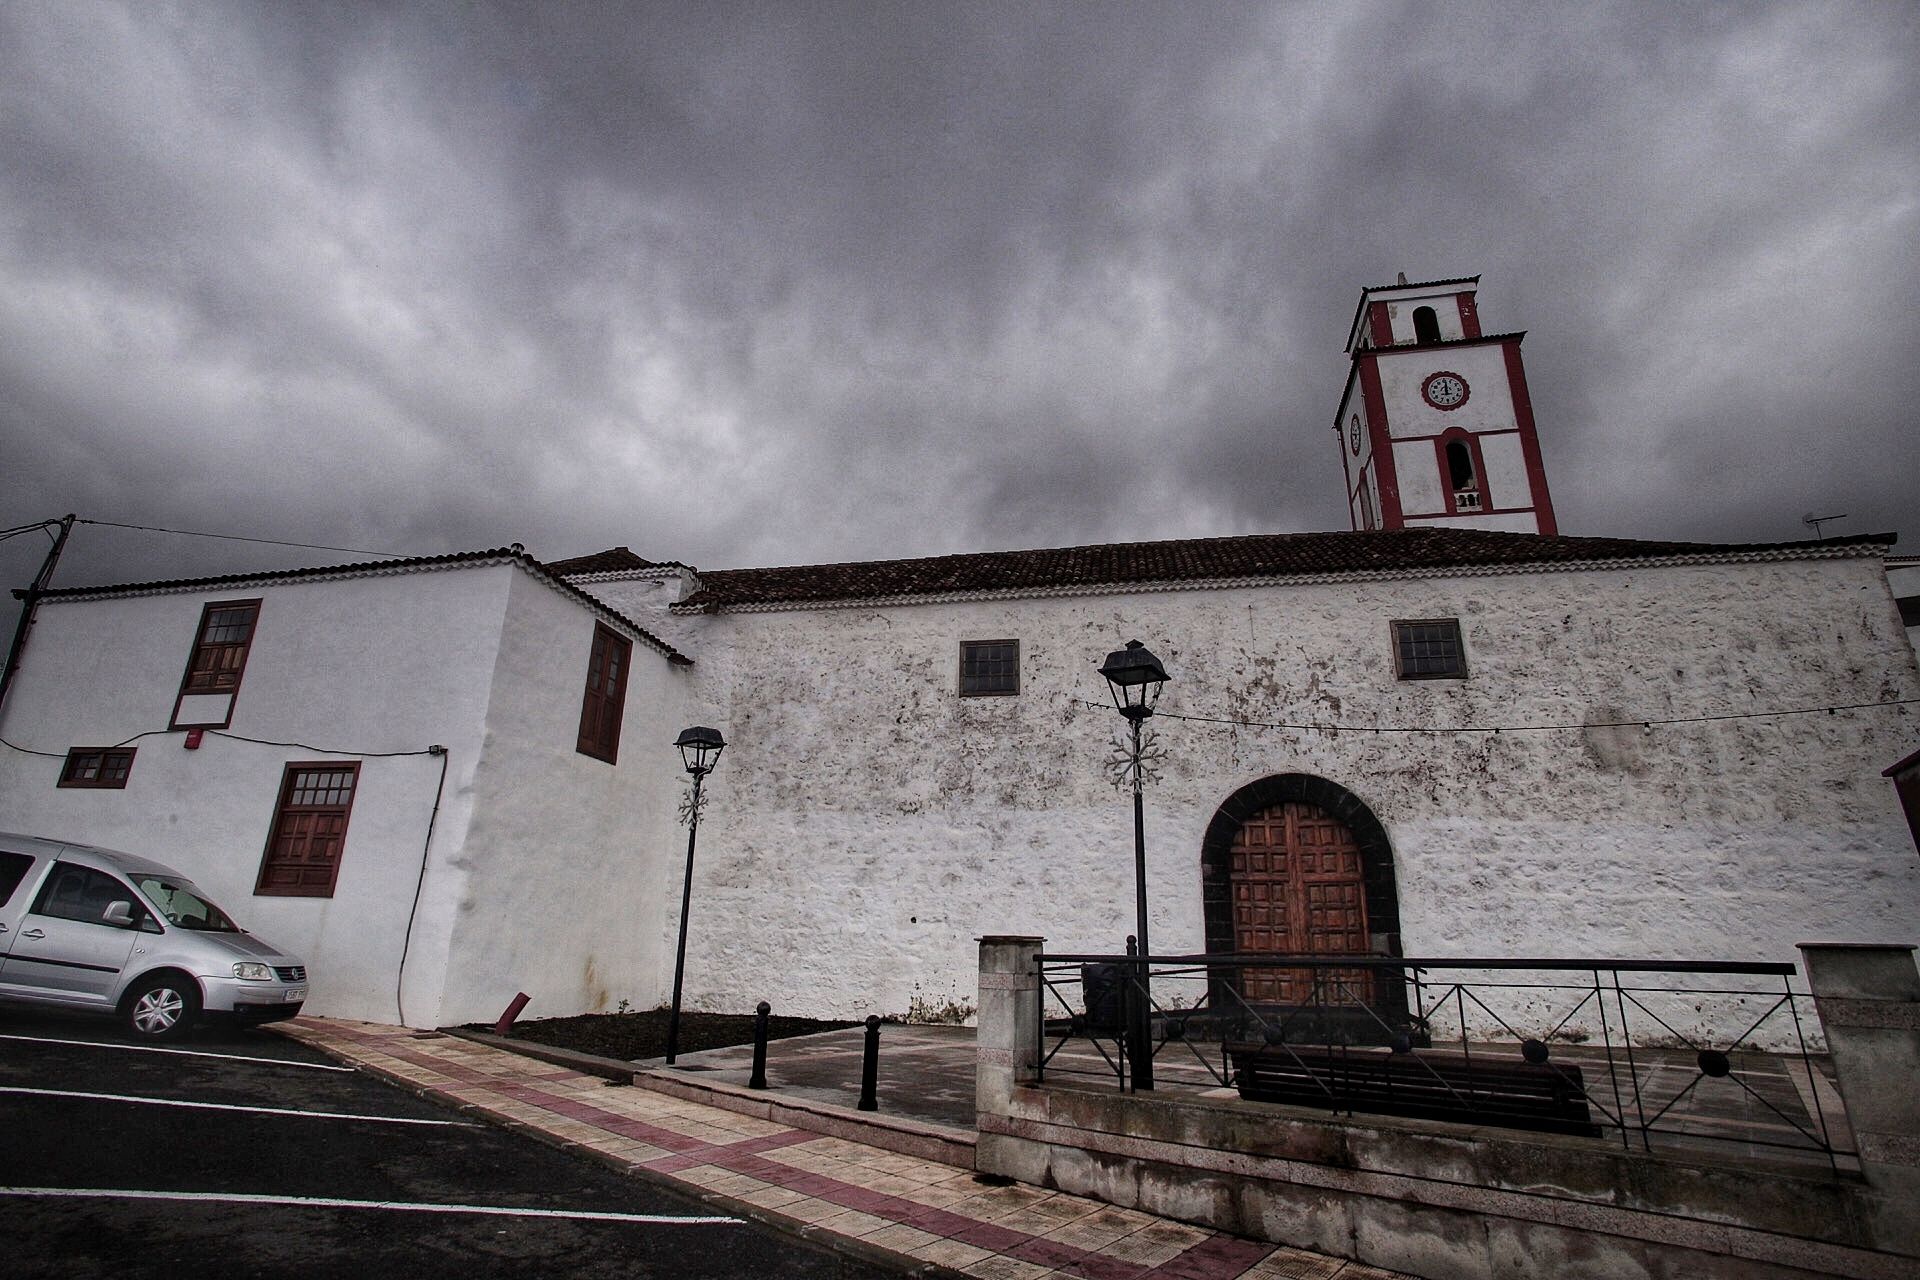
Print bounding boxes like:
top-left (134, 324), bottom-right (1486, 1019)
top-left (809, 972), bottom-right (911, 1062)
top-left (0, 567), bottom-right (519, 1022)
top-left (1477, 433), bottom-right (1531, 509)
top-left (1377, 345), bottom-right (1514, 439)
top-left (1392, 439), bottom-right (1445, 515)
top-left (431, 570), bottom-right (692, 1026)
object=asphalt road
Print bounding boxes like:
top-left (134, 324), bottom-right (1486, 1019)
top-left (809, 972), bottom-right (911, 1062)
top-left (0, 1010), bottom-right (899, 1279)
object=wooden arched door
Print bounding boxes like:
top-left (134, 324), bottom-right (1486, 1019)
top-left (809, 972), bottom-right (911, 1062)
top-left (1229, 801), bottom-right (1372, 1002)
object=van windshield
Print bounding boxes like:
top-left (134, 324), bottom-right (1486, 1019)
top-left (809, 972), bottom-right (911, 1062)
top-left (133, 876), bottom-right (239, 932)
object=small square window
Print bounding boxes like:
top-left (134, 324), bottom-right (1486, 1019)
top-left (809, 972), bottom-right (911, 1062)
top-left (1392, 619), bottom-right (1467, 680)
top-left (59, 747), bottom-right (136, 789)
top-left (959, 640), bottom-right (1020, 697)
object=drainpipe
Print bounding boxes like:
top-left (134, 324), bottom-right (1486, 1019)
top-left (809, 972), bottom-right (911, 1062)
top-left (0, 514), bottom-right (75, 725)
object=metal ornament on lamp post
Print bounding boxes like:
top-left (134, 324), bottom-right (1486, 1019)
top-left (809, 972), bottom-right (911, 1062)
top-left (1097, 639), bottom-right (1169, 1091)
top-left (666, 725), bottom-right (726, 1065)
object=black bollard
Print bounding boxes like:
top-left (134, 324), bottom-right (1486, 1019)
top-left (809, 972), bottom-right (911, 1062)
top-left (857, 1015), bottom-right (881, 1111)
top-left (749, 1001), bottom-right (771, 1090)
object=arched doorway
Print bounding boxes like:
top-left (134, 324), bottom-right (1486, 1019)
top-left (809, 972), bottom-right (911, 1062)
top-left (1200, 775), bottom-right (1407, 1032)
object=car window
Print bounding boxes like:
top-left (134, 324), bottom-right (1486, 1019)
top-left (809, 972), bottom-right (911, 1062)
top-left (31, 863), bottom-right (138, 926)
top-left (0, 851), bottom-right (33, 908)
top-left (133, 875), bottom-right (238, 932)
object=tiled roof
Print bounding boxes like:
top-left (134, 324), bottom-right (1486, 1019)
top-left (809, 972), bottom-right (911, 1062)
top-left (673, 528), bottom-right (1894, 613)
top-left (26, 547), bottom-right (692, 665)
top-left (546, 546), bottom-right (655, 575)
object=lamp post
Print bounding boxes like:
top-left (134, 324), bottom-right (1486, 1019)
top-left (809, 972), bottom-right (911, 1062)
top-left (1097, 639), bottom-right (1169, 1091)
top-left (666, 725), bottom-right (726, 1066)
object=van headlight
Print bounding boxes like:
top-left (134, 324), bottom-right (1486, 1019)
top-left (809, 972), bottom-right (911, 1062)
top-left (232, 962), bottom-right (275, 981)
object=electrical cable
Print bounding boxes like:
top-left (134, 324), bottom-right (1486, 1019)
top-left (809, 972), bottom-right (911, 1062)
top-left (1071, 695), bottom-right (1919, 736)
top-left (76, 518), bottom-right (405, 560)
top-left (0, 735), bottom-right (66, 759)
top-left (395, 746), bottom-right (451, 1027)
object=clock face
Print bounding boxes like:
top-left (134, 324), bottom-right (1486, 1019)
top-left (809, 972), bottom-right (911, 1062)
top-left (1348, 414), bottom-right (1363, 454)
top-left (1422, 371), bottom-right (1469, 410)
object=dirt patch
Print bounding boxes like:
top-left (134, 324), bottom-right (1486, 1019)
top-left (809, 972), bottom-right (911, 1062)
top-left (478, 1008), bottom-right (863, 1061)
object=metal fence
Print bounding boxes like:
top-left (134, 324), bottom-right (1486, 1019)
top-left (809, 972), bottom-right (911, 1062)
top-left (1035, 952), bottom-right (1851, 1170)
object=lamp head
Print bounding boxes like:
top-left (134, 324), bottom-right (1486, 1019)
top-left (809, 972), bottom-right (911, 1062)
top-left (1097, 640), bottom-right (1169, 721)
top-left (674, 725), bottom-right (726, 776)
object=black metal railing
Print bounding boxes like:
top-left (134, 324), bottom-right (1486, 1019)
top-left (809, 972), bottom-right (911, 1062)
top-left (1035, 952), bottom-right (1850, 1169)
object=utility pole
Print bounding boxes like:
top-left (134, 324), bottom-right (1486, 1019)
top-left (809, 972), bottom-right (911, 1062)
top-left (0, 514), bottom-right (76, 724)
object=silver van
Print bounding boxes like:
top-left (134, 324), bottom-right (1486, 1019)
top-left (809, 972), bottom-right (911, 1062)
top-left (0, 833), bottom-right (308, 1039)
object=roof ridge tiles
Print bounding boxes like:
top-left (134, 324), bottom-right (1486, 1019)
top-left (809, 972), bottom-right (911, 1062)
top-left (671, 527), bottom-right (1894, 612)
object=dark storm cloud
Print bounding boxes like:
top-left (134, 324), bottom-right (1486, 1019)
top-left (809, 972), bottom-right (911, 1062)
top-left (0, 1), bottom-right (1915, 600)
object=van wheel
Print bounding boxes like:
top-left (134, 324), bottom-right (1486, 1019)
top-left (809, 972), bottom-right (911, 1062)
top-left (125, 975), bottom-right (200, 1040)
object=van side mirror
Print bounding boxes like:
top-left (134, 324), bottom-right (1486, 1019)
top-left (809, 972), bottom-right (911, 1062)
top-left (102, 900), bottom-right (135, 927)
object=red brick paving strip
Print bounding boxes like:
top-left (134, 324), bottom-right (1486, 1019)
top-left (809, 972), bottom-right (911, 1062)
top-left (280, 1018), bottom-right (1400, 1280)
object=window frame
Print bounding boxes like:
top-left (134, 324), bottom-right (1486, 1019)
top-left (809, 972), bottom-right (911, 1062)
top-left (1435, 429), bottom-right (1489, 516)
top-left (58, 746), bottom-right (136, 790)
top-left (171, 598), bottom-right (262, 730)
top-left (575, 623), bottom-right (633, 764)
top-left (31, 861), bottom-right (143, 927)
top-left (255, 761), bottom-right (361, 898)
top-left (958, 639), bottom-right (1021, 698)
top-left (1391, 618), bottom-right (1469, 681)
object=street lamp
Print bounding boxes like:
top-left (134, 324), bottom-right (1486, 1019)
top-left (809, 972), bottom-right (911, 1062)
top-left (1097, 639), bottom-right (1169, 1090)
top-left (666, 725), bottom-right (726, 1065)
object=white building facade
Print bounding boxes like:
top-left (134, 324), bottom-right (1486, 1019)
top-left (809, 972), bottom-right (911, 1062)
top-left (0, 551), bottom-right (692, 1026)
top-left (574, 530), bottom-right (1920, 1026)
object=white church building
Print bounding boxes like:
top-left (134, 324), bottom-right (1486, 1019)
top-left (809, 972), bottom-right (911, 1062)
top-left (2, 276), bottom-right (1916, 1029)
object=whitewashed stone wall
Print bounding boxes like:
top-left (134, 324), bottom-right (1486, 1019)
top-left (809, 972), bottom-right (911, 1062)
top-left (594, 553), bottom-right (1920, 1032)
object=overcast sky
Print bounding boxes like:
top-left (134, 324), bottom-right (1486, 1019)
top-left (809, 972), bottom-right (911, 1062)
top-left (2, 1), bottom-right (1915, 596)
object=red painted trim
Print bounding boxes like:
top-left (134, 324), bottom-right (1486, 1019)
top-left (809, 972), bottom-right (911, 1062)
top-left (1401, 506), bottom-right (1544, 521)
top-left (1434, 429), bottom-right (1490, 516)
top-left (1388, 427), bottom-right (1522, 445)
top-left (1502, 341), bottom-right (1559, 535)
top-left (1356, 358), bottom-right (1403, 528)
top-left (1368, 303), bottom-right (1393, 347)
top-left (1458, 292), bottom-right (1481, 339)
top-left (1336, 399), bottom-right (1358, 529)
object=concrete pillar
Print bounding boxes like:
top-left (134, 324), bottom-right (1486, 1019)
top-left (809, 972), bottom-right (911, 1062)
top-left (977, 935), bottom-right (1043, 1115)
top-left (976, 936), bottom-right (1044, 1181)
top-left (1799, 942), bottom-right (1920, 1256)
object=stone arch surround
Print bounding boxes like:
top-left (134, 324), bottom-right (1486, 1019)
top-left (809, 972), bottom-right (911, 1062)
top-left (1199, 773), bottom-right (1405, 962)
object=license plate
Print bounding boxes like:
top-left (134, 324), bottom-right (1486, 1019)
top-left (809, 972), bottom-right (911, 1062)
top-left (286, 988), bottom-right (306, 1001)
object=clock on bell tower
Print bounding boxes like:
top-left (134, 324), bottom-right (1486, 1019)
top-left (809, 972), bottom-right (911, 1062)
top-left (1331, 274), bottom-right (1557, 535)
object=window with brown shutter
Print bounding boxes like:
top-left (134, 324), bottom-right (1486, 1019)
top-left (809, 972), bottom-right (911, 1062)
top-left (576, 623), bottom-right (632, 763)
top-left (58, 747), bottom-right (136, 789)
top-left (181, 600), bottom-right (261, 694)
top-left (256, 762), bottom-right (360, 897)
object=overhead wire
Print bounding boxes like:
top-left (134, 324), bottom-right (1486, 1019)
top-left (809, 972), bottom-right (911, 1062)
top-left (75, 518), bottom-right (406, 560)
top-left (1070, 696), bottom-right (1919, 736)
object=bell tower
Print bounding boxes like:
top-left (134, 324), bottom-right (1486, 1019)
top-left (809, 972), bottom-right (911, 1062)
top-left (1332, 274), bottom-right (1557, 535)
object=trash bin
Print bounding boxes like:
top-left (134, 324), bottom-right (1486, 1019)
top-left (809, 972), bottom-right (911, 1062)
top-left (1081, 962), bottom-right (1125, 1035)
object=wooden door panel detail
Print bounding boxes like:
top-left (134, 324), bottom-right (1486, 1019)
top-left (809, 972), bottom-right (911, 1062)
top-left (1229, 802), bottom-right (1371, 1003)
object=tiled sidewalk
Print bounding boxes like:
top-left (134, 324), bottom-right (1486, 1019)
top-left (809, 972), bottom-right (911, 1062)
top-left (277, 1017), bottom-right (1410, 1280)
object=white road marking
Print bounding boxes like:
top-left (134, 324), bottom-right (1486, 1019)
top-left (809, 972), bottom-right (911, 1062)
top-left (0, 1186), bottom-right (738, 1225)
top-left (0, 1033), bottom-right (355, 1072)
top-left (0, 1086), bottom-right (477, 1127)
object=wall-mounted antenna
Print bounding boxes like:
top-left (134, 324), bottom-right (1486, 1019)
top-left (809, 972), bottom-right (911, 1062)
top-left (1803, 512), bottom-right (1848, 540)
